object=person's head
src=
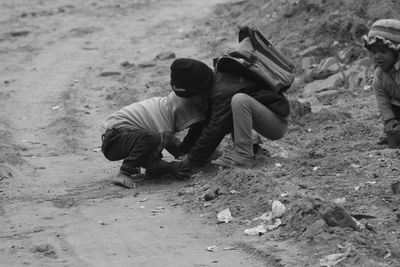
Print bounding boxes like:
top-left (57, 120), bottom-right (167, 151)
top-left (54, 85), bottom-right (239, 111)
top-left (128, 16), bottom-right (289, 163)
top-left (170, 58), bottom-right (214, 98)
top-left (363, 19), bottom-right (400, 71)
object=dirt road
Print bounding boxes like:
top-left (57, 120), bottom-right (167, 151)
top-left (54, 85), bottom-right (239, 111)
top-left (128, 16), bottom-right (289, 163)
top-left (0, 0), bottom-right (266, 266)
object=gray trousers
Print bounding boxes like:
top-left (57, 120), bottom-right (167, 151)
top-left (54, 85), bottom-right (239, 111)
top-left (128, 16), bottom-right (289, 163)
top-left (231, 93), bottom-right (288, 157)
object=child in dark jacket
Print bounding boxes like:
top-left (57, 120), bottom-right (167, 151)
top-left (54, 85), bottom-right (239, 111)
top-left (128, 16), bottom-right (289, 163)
top-left (101, 59), bottom-right (213, 188)
top-left (171, 55), bottom-right (290, 169)
top-left (363, 19), bottom-right (400, 147)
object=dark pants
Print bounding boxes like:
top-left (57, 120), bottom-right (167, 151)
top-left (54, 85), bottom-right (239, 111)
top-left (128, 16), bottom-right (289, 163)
top-left (101, 127), bottom-right (161, 175)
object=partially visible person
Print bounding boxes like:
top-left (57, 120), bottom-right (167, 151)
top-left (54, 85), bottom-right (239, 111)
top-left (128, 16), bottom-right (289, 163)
top-left (363, 19), bottom-right (400, 147)
top-left (101, 59), bottom-right (213, 188)
top-left (171, 55), bottom-right (290, 169)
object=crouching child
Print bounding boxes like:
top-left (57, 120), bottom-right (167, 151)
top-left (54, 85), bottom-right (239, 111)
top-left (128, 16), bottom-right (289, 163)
top-left (101, 59), bottom-right (214, 188)
top-left (363, 19), bottom-right (400, 147)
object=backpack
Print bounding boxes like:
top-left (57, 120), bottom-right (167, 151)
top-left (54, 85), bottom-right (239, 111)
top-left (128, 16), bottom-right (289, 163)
top-left (213, 27), bottom-right (295, 94)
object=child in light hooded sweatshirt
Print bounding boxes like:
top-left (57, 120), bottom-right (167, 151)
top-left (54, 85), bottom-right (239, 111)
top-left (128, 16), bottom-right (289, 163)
top-left (101, 58), bottom-right (213, 188)
top-left (363, 19), bottom-right (400, 147)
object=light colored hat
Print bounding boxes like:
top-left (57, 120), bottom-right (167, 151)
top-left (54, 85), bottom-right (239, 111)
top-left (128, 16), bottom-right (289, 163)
top-left (362, 19), bottom-right (400, 51)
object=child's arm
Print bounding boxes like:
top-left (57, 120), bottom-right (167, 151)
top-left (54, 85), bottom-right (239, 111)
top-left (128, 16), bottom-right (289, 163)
top-left (179, 120), bottom-right (208, 154)
top-left (373, 72), bottom-right (396, 122)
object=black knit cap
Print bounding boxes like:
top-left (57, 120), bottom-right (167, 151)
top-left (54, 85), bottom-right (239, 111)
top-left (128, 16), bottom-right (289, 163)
top-left (170, 58), bottom-right (214, 98)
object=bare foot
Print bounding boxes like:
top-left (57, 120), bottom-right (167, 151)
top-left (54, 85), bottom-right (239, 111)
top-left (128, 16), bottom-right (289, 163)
top-left (112, 171), bottom-right (137, 189)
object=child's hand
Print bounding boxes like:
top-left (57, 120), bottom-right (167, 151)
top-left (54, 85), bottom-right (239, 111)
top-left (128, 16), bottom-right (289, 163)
top-left (168, 161), bottom-right (191, 180)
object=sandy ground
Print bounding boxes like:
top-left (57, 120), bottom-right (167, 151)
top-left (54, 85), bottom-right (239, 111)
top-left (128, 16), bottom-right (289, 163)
top-left (0, 0), bottom-right (267, 266)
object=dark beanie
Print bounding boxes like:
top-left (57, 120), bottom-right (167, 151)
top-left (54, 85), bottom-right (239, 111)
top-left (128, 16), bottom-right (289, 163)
top-left (170, 58), bottom-right (214, 98)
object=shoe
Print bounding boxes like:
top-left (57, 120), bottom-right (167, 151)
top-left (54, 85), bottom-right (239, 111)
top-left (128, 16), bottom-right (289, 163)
top-left (212, 152), bottom-right (256, 168)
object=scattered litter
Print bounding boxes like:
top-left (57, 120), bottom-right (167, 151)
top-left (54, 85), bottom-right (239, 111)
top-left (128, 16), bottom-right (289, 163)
top-left (140, 206), bottom-right (145, 209)
top-left (152, 207), bottom-right (165, 214)
top-left (307, 128), bottom-right (313, 132)
top-left (222, 246), bottom-right (237, 251)
top-left (52, 105), bottom-right (61, 110)
top-left (319, 242), bottom-right (354, 267)
top-left (217, 208), bottom-right (233, 223)
top-left (230, 190), bottom-right (238, 194)
top-left (271, 200), bottom-right (286, 219)
top-left (139, 198), bottom-right (148, 202)
top-left (266, 219), bottom-right (282, 231)
top-left (98, 220), bottom-right (107, 226)
top-left (206, 245), bottom-right (218, 252)
top-left (313, 166), bottom-right (320, 171)
top-left (275, 163), bottom-right (283, 167)
top-left (280, 193), bottom-right (288, 197)
top-left (203, 202), bottom-right (211, 207)
top-left (244, 219), bottom-right (282, 236)
top-left (333, 197), bottom-right (345, 205)
top-left (350, 163), bottom-right (361, 168)
top-left (93, 148), bottom-right (101, 152)
top-left (244, 224), bottom-right (267, 236)
top-left (354, 186), bottom-right (360, 191)
top-left (253, 212), bottom-right (272, 222)
top-left (73, 79), bottom-right (79, 83)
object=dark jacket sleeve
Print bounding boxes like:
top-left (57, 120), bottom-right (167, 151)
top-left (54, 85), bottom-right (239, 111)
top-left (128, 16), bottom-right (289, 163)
top-left (187, 95), bottom-right (233, 166)
top-left (178, 120), bottom-right (208, 154)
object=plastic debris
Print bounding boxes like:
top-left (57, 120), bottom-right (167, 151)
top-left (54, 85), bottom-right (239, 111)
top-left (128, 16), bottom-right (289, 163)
top-left (319, 242), bottom-right (354, 267)
top-left (275, 163), bottom-right (283, 167)
top-left (244, 219), bottom-right (282, 236)
top-left (217, 208), bottom-right (233, 223)
top-left (267, 219), bottom-right (281, 230)
top-left (52, 105), bottom-right (61, 110)
top-left (206, 245), bottom-right (218, 252)
top-left (271, 200), bottom-right (286, 219)
top-left (244, 224), bottom-right (267, 236)
top-left (253, 212), bottom-right (273, 222)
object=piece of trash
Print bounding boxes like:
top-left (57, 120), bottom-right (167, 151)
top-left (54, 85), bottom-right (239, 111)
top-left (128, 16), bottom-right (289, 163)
top-left (275, 163), bottom-right (283, 167)
top-left (222, 246), bottom-right (237, 251)
top-left (265, 219), bottom-right (282, 231)
top-left (152, 207), bottom-right (165, 214)
top-left (98, 220), bottom-right (107, 226)
top-left (52, 105), bottom-right (61, 110)
top-left (139, 198), bottom-right (148, 202)
top-left (206, 245), bottom-right (218, 252)
top-left (333, 197), bottom-right (345, 205)
top-left (350, 163), bottom-right (361, 168)
top-left (313, 166), bottom-right (320, 171)
top-left (365, 181), bottom-right (376, 185)
top-left (230, 190), bottom-right (238, 194)
top-left (280, 193), bottom-right (288, 197)
top-left (253, 212), bottom-right (272, 222)
top-left (319, 242), bottom-right (354, 267)
top-left (73, 79), bottom-right (79, 83)
top-left (307, 128), bottom-right (313, 132)
top-left (217, 208), bottom-right (233, 223)
top-left (93, 148), bottom-right (101, 152)
top-left (271, 200), bottom-right (286, 219)
top-left (244, 224), bottom-right (267, 236)
top-left (203, 202), bottom-right (211, 207)
top-left (354, 186), bottom-right (360, 191)
top-left (391, 182), bottom-right (400, 194)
